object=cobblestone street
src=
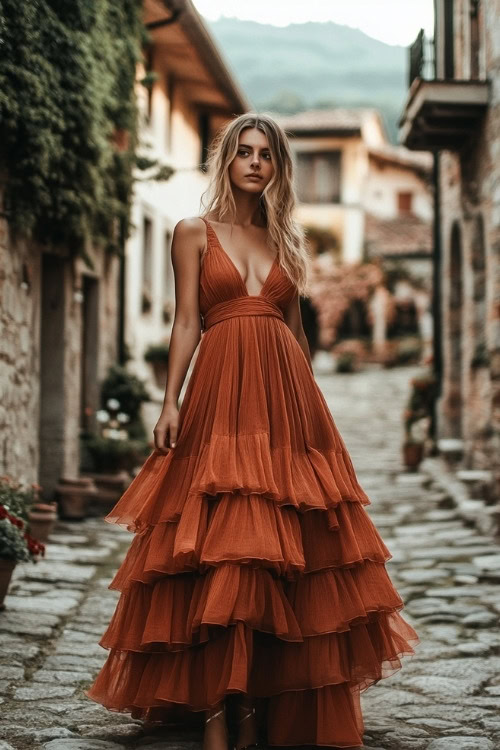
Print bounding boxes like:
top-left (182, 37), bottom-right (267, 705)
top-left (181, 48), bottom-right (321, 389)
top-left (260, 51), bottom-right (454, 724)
top-left (1, 364), bottom-right (500, 750)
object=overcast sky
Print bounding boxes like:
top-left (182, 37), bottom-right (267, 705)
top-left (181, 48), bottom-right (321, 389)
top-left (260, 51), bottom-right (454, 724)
top-left (193, 0), bottom-right (434, 47)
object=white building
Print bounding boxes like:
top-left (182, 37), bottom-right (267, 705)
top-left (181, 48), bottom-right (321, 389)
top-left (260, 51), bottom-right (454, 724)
top-left (124, 0), bottom-right (248, 401)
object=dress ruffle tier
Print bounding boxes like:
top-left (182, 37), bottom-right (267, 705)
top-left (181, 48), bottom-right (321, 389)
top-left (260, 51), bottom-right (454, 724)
top-left (86, 218), bottom-right (419, 748)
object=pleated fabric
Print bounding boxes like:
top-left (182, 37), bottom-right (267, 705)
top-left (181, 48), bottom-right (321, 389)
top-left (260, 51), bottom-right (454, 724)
top-left (86, 217), bottom-right (419, 748)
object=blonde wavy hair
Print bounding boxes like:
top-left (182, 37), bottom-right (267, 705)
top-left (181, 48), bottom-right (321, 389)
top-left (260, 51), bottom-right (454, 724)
top-left (200, 112), bottom-right (310, 295)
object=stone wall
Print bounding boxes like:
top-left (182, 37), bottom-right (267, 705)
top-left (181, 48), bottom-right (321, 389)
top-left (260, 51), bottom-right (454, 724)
top-left (0, 209), bottom-right (120, 494)
top-left (0, 221), bottom-right (41, 485)
top-left (437, 0), bottom-right (500, 483)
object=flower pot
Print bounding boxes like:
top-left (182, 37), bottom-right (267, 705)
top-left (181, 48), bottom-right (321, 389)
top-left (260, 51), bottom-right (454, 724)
top-left (27, 502), bottom-right (58, 543)
top-left (0, 559), bottom-right (17, 610)
top-left (403, 441), bottom-right (424, 471)
top-left (55, 476), bottom-right (97, 520)
top-left (151, 360), bottom-right (169, 390)
top-left (83, 471), bottom-right (132, 515)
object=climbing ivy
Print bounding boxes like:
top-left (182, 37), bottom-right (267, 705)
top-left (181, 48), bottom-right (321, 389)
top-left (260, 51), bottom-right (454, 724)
top-left (0, 0), bottom-right (145, 258)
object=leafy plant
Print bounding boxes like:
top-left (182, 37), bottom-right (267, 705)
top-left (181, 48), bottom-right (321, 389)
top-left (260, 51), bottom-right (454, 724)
top-left (332, 339), bottom-right (367, 373)
top-left (144, 343), bottom-right (170, 364)
top-left (81, 384), bottom-right (150, 473)
top-left (403, 371), bottom-right (437, 444)
top-left (395, 336), bottom-right (423, 365)
top-left (100, 365), bottom-right (150, 439)
top-left (0, 1), bottom-right (143, 257)
top-left (83, 436), bottom-right (147, 473)
top-left (335, 351), bottom-right (357, 373)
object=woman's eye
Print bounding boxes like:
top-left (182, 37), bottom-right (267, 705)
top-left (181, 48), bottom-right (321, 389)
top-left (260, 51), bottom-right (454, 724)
top-left (237, 150), bottom-right (271, 159)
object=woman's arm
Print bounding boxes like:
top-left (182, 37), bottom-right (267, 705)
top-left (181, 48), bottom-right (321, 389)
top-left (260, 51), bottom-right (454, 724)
top-left (153, 217), bottom-right (205, 454)
top-left (283, 290), bottom-right (314, 373)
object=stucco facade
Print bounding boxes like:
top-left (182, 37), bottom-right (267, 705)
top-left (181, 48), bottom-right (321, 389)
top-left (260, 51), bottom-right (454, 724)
top-left (274, 109), bottom-right (433, 265)
top-left (125, 1), bottom-right (248, 405)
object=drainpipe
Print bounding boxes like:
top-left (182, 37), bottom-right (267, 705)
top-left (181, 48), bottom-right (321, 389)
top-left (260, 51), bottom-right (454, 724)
top-left (431, 151), bottom-right (442, 442)
top-left (118, 217), bottom-right (127, 365)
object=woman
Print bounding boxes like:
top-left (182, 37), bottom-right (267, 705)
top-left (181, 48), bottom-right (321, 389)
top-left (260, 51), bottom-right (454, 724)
top-left (86, 113), bottom-right (419, 750)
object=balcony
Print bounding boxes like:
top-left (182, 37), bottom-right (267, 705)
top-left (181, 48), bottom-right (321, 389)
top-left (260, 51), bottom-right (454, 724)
top-left (399, 30), bottom-right (489, 152)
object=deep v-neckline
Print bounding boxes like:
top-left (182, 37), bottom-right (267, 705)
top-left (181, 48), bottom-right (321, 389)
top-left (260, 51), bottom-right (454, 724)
top-left (203, 218), bottom-right (278, 298)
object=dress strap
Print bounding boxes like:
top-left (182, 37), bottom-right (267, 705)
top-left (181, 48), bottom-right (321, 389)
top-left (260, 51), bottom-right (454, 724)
top-left (199, 216), bottom-right (212, 265)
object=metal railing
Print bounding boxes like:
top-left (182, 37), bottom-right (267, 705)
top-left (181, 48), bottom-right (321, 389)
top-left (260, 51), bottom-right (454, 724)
top-left (408, 29), bottom-right (435, 88)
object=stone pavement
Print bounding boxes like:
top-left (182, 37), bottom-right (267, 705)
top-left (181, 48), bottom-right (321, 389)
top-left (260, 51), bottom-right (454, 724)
top-left (1, 364), bottom-right (500, 750)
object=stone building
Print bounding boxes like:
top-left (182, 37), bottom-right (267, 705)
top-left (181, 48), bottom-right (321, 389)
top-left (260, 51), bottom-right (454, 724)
top-left (0, 198), bottom-right (120, 496)
top-left (273, 108), bottom-right (433, 358)
top-left (400, 0), bottom-right (499, 499)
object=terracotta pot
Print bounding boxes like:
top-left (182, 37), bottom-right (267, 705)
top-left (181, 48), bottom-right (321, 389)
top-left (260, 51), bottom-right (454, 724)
top-left (403, 441), bottom-right (424, 471)
top-left (83, 471), bottom-right (132, 515)
top-left (27, 502), bottom-right (58, 543)
top-left (0, 559), bottom-right (17, 610)
top-left (55, 476), bottom-right (97, 520)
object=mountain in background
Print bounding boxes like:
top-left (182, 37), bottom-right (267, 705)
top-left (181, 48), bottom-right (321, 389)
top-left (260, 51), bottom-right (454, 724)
top-left (205, 17), bottom-right (409, 143)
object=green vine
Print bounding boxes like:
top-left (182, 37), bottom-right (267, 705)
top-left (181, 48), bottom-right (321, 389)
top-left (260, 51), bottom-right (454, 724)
top-left (0, 0), bottom-right (145, 258)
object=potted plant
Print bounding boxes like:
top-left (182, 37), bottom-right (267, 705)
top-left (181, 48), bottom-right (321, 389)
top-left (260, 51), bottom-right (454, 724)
top-left (99, 365), bottom-right (150, 441)
top-left (402, 372), bottom-right (437, 470)
top-left (144, 342), bottom-right (169, 388)
top-left (402, 418), bottom-right (428, 470)
top-left (80, 366), bottom-right (150, 513)
top-left (332, 339), bottom-right (367, 373)
top-left (0, 476), bottom-right (45, 609)
top-left (81, 399), bottom-right (149, 513)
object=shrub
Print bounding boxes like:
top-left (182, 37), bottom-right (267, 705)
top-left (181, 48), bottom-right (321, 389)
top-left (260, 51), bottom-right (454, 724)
top-left (335, 351), bottom-right (357, 373)
top-left (396, 336), bottom-right (423, 365)
top-left (144, 343), bottom-right (169, 364)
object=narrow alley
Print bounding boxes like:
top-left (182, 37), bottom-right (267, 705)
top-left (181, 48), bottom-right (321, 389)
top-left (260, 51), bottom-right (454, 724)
top-left (1, 365), bottom-right (499, 750)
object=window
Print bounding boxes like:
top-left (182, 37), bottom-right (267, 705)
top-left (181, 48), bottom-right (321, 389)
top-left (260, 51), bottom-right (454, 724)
top-left (444, 0), bottom-right (454, 79)
top-left (163, 229), bottom-right (174, 323)
top-left (144, 46), bottom-right (154, 124)
top-left (397, 191), bottom-right (413, 214)
top-left (470, 0), bottom-right (480, 80)
top-left (199, 112), bottom-right (210, 172)
top-left (165, 73), bottom-right (174, 151)
top-left (296, 151), bottom-right (341, 204)
top-left (142, 217), bottom-right (153, 314)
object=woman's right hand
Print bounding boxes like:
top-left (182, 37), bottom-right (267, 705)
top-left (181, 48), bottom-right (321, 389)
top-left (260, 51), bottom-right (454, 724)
top-left (153, 404), bottom-right (179, 455)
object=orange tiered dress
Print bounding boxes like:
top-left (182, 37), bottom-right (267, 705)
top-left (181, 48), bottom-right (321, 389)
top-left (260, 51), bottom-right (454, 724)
top-left (86, 217), bottom-right (419, 748)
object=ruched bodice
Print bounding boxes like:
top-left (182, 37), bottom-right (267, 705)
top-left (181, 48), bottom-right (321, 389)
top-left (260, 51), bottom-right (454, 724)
top-left (86, 216), bottom-right (419, 748)
top-left (202, 296), bottom-right (285, 330)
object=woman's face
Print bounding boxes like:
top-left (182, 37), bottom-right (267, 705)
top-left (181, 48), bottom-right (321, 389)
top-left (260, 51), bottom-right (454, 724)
top-left (228, 127), bottom-right (274, 194)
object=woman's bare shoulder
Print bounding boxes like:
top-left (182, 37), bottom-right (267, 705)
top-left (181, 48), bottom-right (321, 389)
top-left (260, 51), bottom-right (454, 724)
top-left (171, 217), bottom-right (207, 265)
top-left (173, 216), bottom-right (206, 238)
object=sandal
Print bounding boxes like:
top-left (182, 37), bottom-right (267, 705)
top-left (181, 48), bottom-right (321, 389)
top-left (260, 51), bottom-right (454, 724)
top-left (204, 701), bottom-right (229, 750)
top-left (234, 701), bottom-right (262, 750)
